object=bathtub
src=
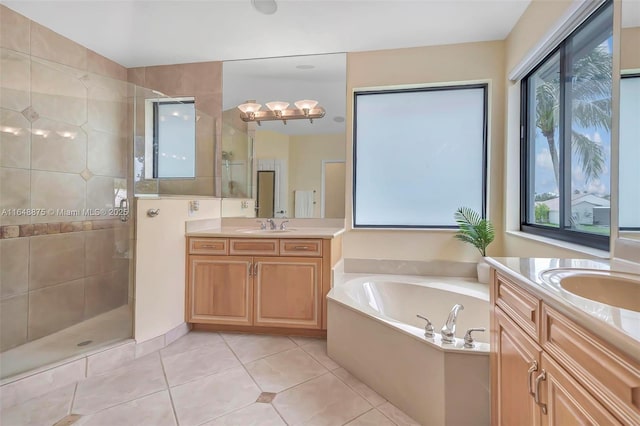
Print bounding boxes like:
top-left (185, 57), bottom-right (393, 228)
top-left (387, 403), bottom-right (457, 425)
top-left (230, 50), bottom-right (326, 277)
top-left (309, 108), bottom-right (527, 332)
top-left (327, 275), bottom-right (490, 426)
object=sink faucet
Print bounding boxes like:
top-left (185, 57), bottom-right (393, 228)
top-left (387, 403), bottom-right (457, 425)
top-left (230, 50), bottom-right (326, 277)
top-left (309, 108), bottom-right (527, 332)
top-left (279, 220), bottom-right (290, 231)
top-left (266, 218), bottom-right (276, 230)
top-left (441, 304), bottom-right (464, 343)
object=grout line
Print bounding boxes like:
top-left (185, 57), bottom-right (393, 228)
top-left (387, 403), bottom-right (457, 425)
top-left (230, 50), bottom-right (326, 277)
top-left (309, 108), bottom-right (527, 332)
top-left (269, 401), bottom-right (290, 426)
top-left (69, 382), bottom-right (79, 414)
top-left (158, 349), bottom-right (180, 426)
top-left (340, 407), bottom-right (376, 426)
top-left (377, 405), bottom-right (401, 426)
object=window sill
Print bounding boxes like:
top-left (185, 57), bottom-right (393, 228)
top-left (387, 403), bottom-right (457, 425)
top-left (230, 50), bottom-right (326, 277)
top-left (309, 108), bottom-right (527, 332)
top-left (348, 227), bottom-right (458, 233)
top-left (505, 230), bottom-right (610, 259)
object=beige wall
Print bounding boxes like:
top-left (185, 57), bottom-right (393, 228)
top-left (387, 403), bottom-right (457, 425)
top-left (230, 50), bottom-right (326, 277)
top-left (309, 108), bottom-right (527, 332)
top-left (128, 62), bottom-right (221, 197)
top-left (344, 41), bottom-right (506, 262)
top-left (134, 197), bottom-right (220, 342)
top-left (289, 133), bottom-right (345, 218)
top-left (0, 5), bottom-right (133, 350)
top-left (621, 26), bottom-right (640, 70)
top-left (255, 129), bottom-right (290, 160)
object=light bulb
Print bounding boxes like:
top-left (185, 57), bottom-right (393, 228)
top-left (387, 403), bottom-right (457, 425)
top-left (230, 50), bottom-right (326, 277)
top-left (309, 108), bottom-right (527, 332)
top-left (237, 102), bottom-right (262, 114)
top-left (265, 101), bottom-right (289, 112)
top-left (294, 100), bottom-right (318, 110)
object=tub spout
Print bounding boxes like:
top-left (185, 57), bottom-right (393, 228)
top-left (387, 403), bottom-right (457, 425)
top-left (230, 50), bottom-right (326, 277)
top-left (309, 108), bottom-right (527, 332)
top-left (441, 304), bottom-right (464, 343)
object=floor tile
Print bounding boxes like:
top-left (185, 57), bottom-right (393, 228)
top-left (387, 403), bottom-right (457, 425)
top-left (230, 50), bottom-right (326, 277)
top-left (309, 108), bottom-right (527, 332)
top-left (201, 403), bottom-right (286, 426)
top-left (75, 390), bottom-right (176, 426)
top-left (273, 372), bottom-right (371, 425)
top-left (72, 352), bottom-right (167, 415)
top-left (160, 331), bottom-right (222, 358)
top-left (162, 342), bottom-right (240, 387)
top-left (245, 347), bottom-right (327, 393)
top-left (346, 409), bottom-right (396, 426)
top-left (170, 366), bottom-right (261, 426)
top-left (221, 333), bottom-right (296, 363)
top-left (0, 383), bottom-right (75, 426)
top-left (301, 339), bottom-right (340, 370)
top-left (289, 336), bottom-right (324, 346)
top-left (377, 402), bottom-right (420, 426)
top-left (332, 367), bottom-right (386, 406)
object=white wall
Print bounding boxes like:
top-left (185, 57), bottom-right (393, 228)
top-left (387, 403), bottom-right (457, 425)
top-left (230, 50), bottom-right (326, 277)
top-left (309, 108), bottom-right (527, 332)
top-left (134, 197), bottom-right (221, 342)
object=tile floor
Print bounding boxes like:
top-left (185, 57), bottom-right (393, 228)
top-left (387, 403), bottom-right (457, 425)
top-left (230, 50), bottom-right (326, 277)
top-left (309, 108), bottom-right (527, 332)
top-left (0, 331), bottom-right (420, 426)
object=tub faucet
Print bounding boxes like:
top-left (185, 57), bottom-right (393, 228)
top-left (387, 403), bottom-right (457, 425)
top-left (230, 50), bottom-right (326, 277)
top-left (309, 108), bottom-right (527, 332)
top-left (441, 304), bottom-right (464, 343)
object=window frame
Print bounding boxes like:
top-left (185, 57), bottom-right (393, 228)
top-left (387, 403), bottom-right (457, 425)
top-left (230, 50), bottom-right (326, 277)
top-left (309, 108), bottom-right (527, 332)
top-left (519, 0), bottom-right (612, 250)
top-left (149, 98), bottom-right (196, 180)
top-left (352, 83), bottom-right (489, 229)
top-left (619, 73), bottom-right (640, 232)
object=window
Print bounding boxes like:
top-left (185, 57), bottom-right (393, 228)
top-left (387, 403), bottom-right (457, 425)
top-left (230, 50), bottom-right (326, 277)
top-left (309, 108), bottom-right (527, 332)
top-left (620, 74), bottom-right (640, 230)
top-left (353, 84), bottom-right (487, 228)
top-left (144, 97), bottom-right (196, 179)
top-left (521, 1), bottom-right (612, 250)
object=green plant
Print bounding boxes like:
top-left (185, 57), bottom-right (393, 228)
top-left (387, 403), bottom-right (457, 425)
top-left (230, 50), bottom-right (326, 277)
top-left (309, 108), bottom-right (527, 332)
top-left (454, 207), bottom-right (495, 257)
top-left (535, 203), bottom-right (550, 223)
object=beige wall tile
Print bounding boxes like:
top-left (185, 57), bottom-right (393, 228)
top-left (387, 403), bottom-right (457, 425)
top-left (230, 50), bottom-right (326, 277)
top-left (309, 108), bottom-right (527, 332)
top-left (0, 167), bottom-right (30, 226)
top-left (0, 108), bottom-right (30, 168)
top-left (87, 50), bottom-right (126, 81)
top-left (31, 59), bottom-right (87, 126)
top-left (29, 232), bottom-right (85, 290)
top-left (84, 267), bottom-right (128, 319)
top-left (85, 228), bottom-right (118, 275)
top-left (127, 67), bottom-right (145, 87)
top-left (0, 49), bottom-right (30, 112)
top-left (30, 117), bottom-right (87, 173)
top-left (0, 5), bottom-right (30, 54)
top-left (30, 22), bottom-right (86, 70)
top-left (0, 237), bottom-right (29, 299)
top-left (0, 294), bottom-right (28, 351)
top-left (88, 99), bottom-right (126, 137)
top-left (28, 278), bottom-right (85, 340)
top-left (143, 65), bottom-right (185, 97)
top-left (195, 93), bottom-right (222, 121)
top-left (30, 170), bottom-right (86, 223)
top-left (87, 130), bottom-right (126, 177)
top-left (86, 175), bottom-right (117, 214)
top-left (196, 115), bottom-right (215, 177)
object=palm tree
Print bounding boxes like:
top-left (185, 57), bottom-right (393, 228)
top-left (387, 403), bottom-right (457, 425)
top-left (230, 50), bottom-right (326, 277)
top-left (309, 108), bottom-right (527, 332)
top-left (535, 44), bottom-right (611, 187)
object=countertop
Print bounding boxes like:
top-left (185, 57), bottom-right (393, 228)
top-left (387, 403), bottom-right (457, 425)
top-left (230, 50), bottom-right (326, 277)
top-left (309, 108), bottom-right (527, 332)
top-left (186, 226), bottom-right (345, 239)
top-left (486, 257), bottom-right (640, 363)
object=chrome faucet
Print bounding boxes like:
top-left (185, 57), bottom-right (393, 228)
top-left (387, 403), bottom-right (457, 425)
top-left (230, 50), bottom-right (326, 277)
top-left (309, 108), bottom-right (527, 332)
top-left (279, 220), bottom-right (290, 231)
top-left (441, 304), bottom-right (464, 344)
top-left (266, 218), bottom-right (276, 230)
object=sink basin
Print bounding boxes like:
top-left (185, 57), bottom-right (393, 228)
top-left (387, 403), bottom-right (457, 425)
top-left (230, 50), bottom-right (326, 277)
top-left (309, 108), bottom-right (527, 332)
top-left (540, 269), bottom-right (640, 312)
top-left (237, 228), bottom-right (296, 234)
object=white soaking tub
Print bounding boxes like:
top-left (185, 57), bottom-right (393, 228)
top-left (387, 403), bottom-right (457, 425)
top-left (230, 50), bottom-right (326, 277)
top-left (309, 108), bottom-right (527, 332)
top-left (327, 275), bottom-right (490, 426)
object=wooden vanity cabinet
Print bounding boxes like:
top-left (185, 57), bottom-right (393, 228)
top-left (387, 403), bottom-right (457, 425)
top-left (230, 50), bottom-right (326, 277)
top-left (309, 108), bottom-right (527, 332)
top-left (491, 271), bottom-right (640, 425)
top-left (186, 236), bottom-right (341, 333)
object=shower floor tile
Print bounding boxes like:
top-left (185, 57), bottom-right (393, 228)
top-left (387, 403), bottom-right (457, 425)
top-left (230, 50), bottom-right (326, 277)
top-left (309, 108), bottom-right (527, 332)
top-left (0, 305), bottom-right (132, 379)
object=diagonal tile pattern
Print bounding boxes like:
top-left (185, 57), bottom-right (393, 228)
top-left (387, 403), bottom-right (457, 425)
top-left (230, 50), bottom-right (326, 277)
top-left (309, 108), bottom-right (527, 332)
top-left (0, 331), bottom-right (419, 426)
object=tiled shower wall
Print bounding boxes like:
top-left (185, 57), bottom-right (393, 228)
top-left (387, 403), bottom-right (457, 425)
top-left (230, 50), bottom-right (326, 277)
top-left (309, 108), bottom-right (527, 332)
top-left (128, 62), bottom-right (221, 196)
top-left (0, 6), bottom-right (132, 351)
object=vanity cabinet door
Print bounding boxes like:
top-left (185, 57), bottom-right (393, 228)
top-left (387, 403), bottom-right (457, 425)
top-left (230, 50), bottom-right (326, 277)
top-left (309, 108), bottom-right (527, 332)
top-left (540, 353), bottom-right (621, 426)
top-left (494, 307), bottom-right (543, 426)
top-left (187, 256), bottom-right (253, 326)
top-left (253, 257), bottom-right (322, 329)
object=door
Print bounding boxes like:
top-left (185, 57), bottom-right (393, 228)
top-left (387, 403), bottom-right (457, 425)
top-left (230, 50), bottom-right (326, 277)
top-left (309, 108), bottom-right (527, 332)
top-left (322, 161), bottom-right (345, 218)
top-left (188, 256), bottom-right (253, 325)
top-left (494, 307), bottom-right (543, 426)
top-left (253, 257), bottom-right (322, 329)
top-left (540, 353), bottom-right (621, 426)
top-left (257, 170), bottom-right (275, 218)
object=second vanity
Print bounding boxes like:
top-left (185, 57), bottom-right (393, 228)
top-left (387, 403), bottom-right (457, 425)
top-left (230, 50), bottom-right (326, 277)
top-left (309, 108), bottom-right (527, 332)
top-left (487, 257), bottom-right (640, 425)
top-left (185, 222), bottom-right (344, 335)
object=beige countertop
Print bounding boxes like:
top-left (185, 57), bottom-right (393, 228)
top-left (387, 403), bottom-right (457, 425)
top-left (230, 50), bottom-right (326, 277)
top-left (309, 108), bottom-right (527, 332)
top-left (186, 226), bottom-right (345, 239)
top-left (486, 256), bottom-right (640, 363)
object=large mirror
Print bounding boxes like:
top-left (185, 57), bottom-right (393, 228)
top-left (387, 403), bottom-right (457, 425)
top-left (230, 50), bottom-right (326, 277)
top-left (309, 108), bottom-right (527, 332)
top-left (221, 53), bottom-right (347, 218)
top-left (619, 0), bottom-right (640, 239)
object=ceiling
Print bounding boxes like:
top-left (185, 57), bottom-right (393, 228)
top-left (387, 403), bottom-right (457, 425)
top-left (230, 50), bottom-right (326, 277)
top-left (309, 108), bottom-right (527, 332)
top-left (4, 0), bottom-right (532, 68)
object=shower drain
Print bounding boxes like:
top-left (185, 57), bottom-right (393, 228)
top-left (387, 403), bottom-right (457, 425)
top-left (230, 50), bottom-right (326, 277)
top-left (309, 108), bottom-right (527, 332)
top-left (76, 340), bottom-right (92, 347)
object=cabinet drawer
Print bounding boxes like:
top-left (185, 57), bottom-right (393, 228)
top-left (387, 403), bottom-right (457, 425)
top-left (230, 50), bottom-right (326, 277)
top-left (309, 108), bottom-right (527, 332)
top-left (189, 238), bottom-right (228, 255)
top-left (495, 273), bottom-right (540, 340)
top-left (542, 304), bottom-right (640, 424)
top-left (229, 239), bottom-right (279, 256)
top-left (279, 239), bottom-right (322, 257)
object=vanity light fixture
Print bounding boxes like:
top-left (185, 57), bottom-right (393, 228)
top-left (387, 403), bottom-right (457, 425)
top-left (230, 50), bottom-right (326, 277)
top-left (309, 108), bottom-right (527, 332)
top-left (237, 99), bottom-right (325, 125)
